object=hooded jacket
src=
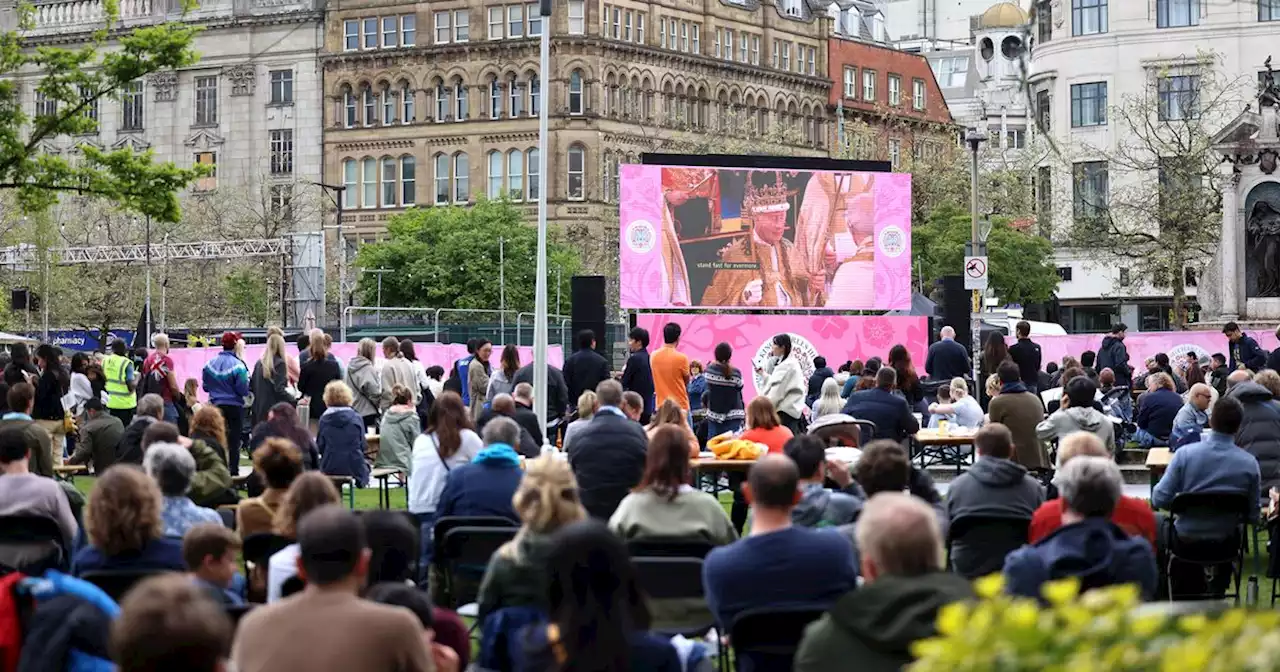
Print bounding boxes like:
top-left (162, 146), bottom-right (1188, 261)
top-left (1227, 380), bottom-right (1280, 491)
top-left (1097, 336), bottom-right (1132, 387)
top-left (1136, 388), bottom-right (1182, 438)
top-left (794, 573), bottom-right (974, 672)
top-left (792, 482), bottom-right (865, 529)
top-left (436, 443), bottom-right (523, 521)
top-left (1229, 333), bottom-right (1268, 373)
top-left (317, 406), bottom-right (370, 487)
top-left (1036, 406), bottom-right (1116, 458)
top-left (345, 355), bottom-right (383, 418)
top-left (1004, 517), bottom-right (1158, 600)
top-left (945, 456), bottom-right (1044, 576)
top-left (15, 570), bottom-right (121, 672)
top-left (375, 406), bottom-right (419, 472)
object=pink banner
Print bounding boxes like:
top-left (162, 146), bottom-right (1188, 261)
top-left (619, 164), bottom-right (912, 311)
top-left (635, 313), bottom-right (928, 399)
top-left (166, 343), bottom-right (563, 402)
top-left (1009, 330), bottom-right (1280, 371)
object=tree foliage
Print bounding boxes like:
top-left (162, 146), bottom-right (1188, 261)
top-left (914, 204), bottom-right (1058, 305)
top-left (353, 200), bottom-right (583, 313)
top-left (0, 5), bottom-right (204, 221)
top-left (224, 267), bottom-right (272, 328)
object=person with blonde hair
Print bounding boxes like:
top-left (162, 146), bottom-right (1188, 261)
top-left (811, 377), bottom-right (844, 421)
top-left (266, 472), bottom-right (342, 602)
top-left (345, 338), bottom-right (383, 431)
top-left (645, 398), bottom-right (699, 458)
top-left (476, 455), bottom-right (586, 622)
top-left (316, 380), bottom-right (369, 487)
top-left (73, 465), bottom-right (185, 575)
top-left (297, 329), bottom-right (342, 435)
top-left (741, 395), bottom-right (794, 454)
top-left (251, 332), bottom-right (295, 427)
top-left (926, 377), bottom-right (983, 428)
top-left (560, 390), bottom-right (598, 452)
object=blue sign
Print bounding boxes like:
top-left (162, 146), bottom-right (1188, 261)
top-left (36, 330), bottom-right (135, 352)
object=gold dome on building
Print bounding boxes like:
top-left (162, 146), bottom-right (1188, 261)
top-left (978, 2), bottom-right (1029, 28)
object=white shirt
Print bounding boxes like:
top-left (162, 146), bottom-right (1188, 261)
top-left (407, 429), bottom-right (483, 514)
top-left (267, 543), bottom-right (300, 603)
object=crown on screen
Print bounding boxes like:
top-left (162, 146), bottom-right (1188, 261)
top-left (744, 176), bottom-right (792, 215)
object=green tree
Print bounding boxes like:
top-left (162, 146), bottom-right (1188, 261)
top-left (913, 204), bottom-right (1058, 305)
top-left (0, 6), bottom-right (204, 222)
top-left (224, 268), bottom-right (272, 327)
top-left (353, 199), bottom-right (582, 312)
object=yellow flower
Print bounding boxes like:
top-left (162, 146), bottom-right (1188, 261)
top-left (1178, 613), bottom-right (1208, 634)
top-left (974, 573), bottom-right (1004, 599)
top-left (1129, 613), bottom-right (1167, 639)
top-left (936, 602), bottom-right (969, 637)
top-left (1041, 577), bottom-right (1080, 606)
top-left (1003, 601), bottom-right (1038, 630)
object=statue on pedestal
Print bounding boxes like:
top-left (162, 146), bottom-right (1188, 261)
top-left (1248, 199), bottom-right (1280, 297)
top-left (1261, 56), bottom-right (1280, 110)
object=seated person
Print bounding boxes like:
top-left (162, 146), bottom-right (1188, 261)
top-left (1, 382), bottom-right (52, 477)
top-left (739, 396), bottom-right (794, 455)
top-left (72, 465), bottom-right (185, 575)
top-left (926, 377), bottom-right (984, 429)
top-left (567, 381), bottom-right (648, 520)
top-left (364, 583), bottom-right (463, 672)
top-left (1004, 456), bottom-right (1157, 600)
top-left (476, 394), bottom-right (540, 458)
top-left (237, 438), bottom-right (304, 538)
top-left (110, 574), bottom-right (233, 672)
top-left (1029, 432), bottom-right (1156, 546)
top-left (621, 391), bottom-right (646, 423)
top-left (1171, 383), bottom-right (1212, 449)
top-left (925, 385), bottom-right (954, 428)
top-left (1036, 377), bottom-right (1115, 460)
top-left (0, 423), bottom-right (77, 547)
top-left (183, 522), bottom-right (245, 606)
top-left (795, 493), bottom-right (974, 672)
top-left (1135, 373), bottom-right (1182, 447)
top-left (141, 421), bottom-right (232, 510)
top-left (266, 472), bottom-right (343, 603)
top-left (836, 440), bottom-right (948, 567)
top-left (645, 399), bottom-right (699, 458)
top-left (702, 455), bottom-right (857, 631)
top-left (436, 417), bottom-right (524, 521)
top-left (70, 398), bottom-right (124, 475)
top-left (840, 368), bottom-right (919, 443)
top-left (316, 381), bottom-right (370, 488)
top-left (144, 441), bottom-right (223, 538)
top-left (786, 434), bottom-right (864, 528)
top-left (944, 424), bottom-right (1044, 577)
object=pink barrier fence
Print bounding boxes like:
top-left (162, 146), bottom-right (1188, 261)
top-left (1008, 330), bottom-right (1280, 369)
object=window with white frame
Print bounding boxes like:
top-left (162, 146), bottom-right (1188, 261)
top-left (343, 159), bottom-right (357, 207)
top-left (888, 138), bottom-right (900, 169)
top-left (195, 152), bottom-right (217, 191)
top-left (344, 19), bottom-right (359, 50)
top-left (807, 46), bottom-right (816, 75)
top-left (528, 148), bottom-right (539, 199)
top-left (270, 70), bottom-right (293, 104)
top-left (401, 156), bottom-right (416, 205)
top-left (568, 0), bottom-right (584, 33)
top-left (435, 154), bottom-right (450, 204)
top-left (932, 57), bottom-right (968, 88)
top-left (638, 13), bottom-right (645, 43)
top-left (690, 23), bottom-right (698, 52)
top-left (530, 75), bottom-right (539, 116)
top-left (680, 21), bottom-right (689, 52)
top-left (888, 75), bottom-right (901, 106)
top-left (528, 3), bottom-right (541, 35)
top-left (668, 20), bottom-right (676, 50)
top-left (509, 75), bottom-right (525, 116)
top-left (740, 32), bottom-right (749, 62)
top-left (343, 88), bottom-right (356, 127)
top-left (507, 149), bottom-right (524, 200)
top-left (454, 10), bottom-right (469, 40)
top-left (488, 7), bottom-right (503, 38)
top-left (436, 82), bottom-right (448, 121)
top-left (487, 150), bottom-right (503, 199)
top-left (121, 80), bottom-right (144, 130)
top-left (508, 5), bottom-right (524, 37)
top-left (862, 69), bottom-right (876, 101)
top-left (489, 76), bottom-right (501, 117)
top-left (454, 153), bottom-right (469, 202)
top-left (568, 70), bottom-right (583, 115)
top-left (712, 26), bottom-right (719, 57)
top-left (843, 67), bottom-right (855, 97)
top-left (363, 86), bottom-right (376, 125)
top-left (751, 35), bottom-right (759, 64)
top-left (1263, 0), bottom-right (1280, 20)
top-left (912, 78), bottom-right (925, 110)
top-left (403, 83), bottom-right (415, 122)
top-left (661, 17), bottom-right (668, 48)
top-left (454, 79), bottom-right (468, 119)
top-left (363, 18), bottom-right (378, 48)
top-left (567, 144), bottom-right (585, 200)
top-left (724, 29), bottom-right (732, 60)
top-left (361, 157), bottom-right (377, 207)
top-left (382, 16), bottom-right (398, 47)
top-left (382, 85), bottom-right (396, 124)
top-left (435, 11), bottom-right (450, 43)
top-left (269, 129), bottom-right (293, 175)
top-left (402, 14), bottom-right (416, 45)
top-left (382, 156), bottom-right (398, 206)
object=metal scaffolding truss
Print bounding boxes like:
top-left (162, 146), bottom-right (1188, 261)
top-left (0, 238), bottom-right (288, 266)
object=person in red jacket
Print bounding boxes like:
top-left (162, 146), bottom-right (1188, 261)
top-left (1029, 432), bottom-right (1156, 547)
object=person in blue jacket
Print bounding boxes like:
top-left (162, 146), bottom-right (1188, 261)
top-left (1224, 322), bottom-right (1268, 372)
top-left (316, 381), bottom-right (370, 488)
top-left (437, 417), bottom-right (523, 521)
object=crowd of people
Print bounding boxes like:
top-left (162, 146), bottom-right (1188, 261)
top-left (3, 316), bottom-right (1280, 671)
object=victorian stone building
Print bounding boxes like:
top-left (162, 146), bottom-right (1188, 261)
top-left (321, 0), bottom-right (832, 264)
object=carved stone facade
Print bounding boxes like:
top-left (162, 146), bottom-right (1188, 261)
top-left (321, 0), bottom-right (832, 279)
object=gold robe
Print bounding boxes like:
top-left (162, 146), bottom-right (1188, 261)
top-left (699, 236), bottom-right (809, 307)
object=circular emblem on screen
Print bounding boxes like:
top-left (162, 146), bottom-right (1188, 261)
top-left (751, 333), bottom-right (819, 391)
top-left (878, 225), bottom-right (906, 258)
top-left (1167, 343), bottom-right (1207, 366)
top-left (625, 220), bottom-right (657, 254)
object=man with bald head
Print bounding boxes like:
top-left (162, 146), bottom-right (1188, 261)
top-left (924, 325), bottom-right (971, 381)
top-left (795, 493), bottom-right (973, 672)
top-left (703, 455), bottom-right (857, 634)
top-left (1227, 369), bottom-right (1253, 390)
top-left (1029, 432), bottom-right (1156, 545)
top-left (1172, 383), bottom-right (1213, 449)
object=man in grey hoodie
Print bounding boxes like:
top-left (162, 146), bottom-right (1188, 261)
top-left (785, 435), bottom-right (864, 528)
top-left (945, 423), bottom-right (1044, 577)
top-left (1036, 377), bottom-right (1116, 458)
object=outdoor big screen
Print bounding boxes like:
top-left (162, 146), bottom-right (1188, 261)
top-left (618, 163), bottom-right (913, 310)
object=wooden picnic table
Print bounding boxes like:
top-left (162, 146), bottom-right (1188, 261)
top-left (1146, 447), bottom-right (1171, 496)
top-left (53, 464), bottom-right (87, 482)
top-left (370, 467), bottom-right (406, 510)
top-left (914, 428), bottom-right (978, 447)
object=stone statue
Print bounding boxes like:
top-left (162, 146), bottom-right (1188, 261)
top-left (1261, 56), bottom-right (1280, 109)
top-left (1248, 199), bottom-right (1280, 296)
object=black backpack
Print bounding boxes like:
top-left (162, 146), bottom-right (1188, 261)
top-left (136, 362), bottom-right (166, 399)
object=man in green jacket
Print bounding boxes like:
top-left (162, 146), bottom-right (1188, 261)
top-left (794, 493), bottom-right (973, 672)
top-left (140, 420), bottom-right (232, 508)
top-left (69, 398), bottom-right (124, 474)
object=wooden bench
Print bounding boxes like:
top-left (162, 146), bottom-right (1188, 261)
top-left (326, 475), bottom-right (356, 509)
top-left (53, 464), bottom-right (87, 483)
top-left (370, 467), bottom-right (407, 510)
top-left (1146, 448), bottom-right (1171, 497)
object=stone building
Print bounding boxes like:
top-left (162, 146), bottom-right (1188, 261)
top-left (320, 0), bottom-right (833, 275)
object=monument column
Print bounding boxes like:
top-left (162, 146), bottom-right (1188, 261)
top-left (1222, 170), bottom-right (1241, 320)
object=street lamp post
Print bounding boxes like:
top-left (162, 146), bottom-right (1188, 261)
top-left (965, 127), bottom-right (987, 386)
top-left (533, 0), bottom-right (552, 447)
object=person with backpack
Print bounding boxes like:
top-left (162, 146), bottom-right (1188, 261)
top-left (141, 333), bottom-right (182, 424)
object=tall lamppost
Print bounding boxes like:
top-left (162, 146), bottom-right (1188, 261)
top-left (965, 127), bottom-right (987, 385)
top-left (532, 0), bottom-right (552, 445)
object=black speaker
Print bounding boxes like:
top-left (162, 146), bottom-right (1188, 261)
top-left (939, 275), bottom-right (970, 352)
top-left (571, 276), bottom-right (607, 356)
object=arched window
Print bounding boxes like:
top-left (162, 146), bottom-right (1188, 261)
top-left (487, 150), bottom-right (503, 199)
top-left (435, 79), bottom-right (448, 122)
top-left (605, 73), bottom-right (617, 117)
top-left (381, 84), bottom-right (396, 125)
top-left (488, 75), bottom-right (501, 118)
top-left (381, 156), bottom-right (397, 207)
top-left (401, 81), bottom-right (414, 123)
top-left (508, 74), bottom-right (525, 117)
top-left (362, 85), bottom-right (376, 126)
top-left (453, 152), bottom-right (469, 202)
top-left (527, 147), bottom-right (540, 200)
top-left (568, 70), bottom-right (583, 115)
top-left (361, 157), bottom-right (376, 207)
top-left (601, 150), bottom-right (613, 203)
top-left (342, 86), bottom-right (356, 128)
top-left (342, 158), bottom-right (357, 207)
top-left (661, 82), bottom-right (673, 123)
top-left (434, 153), bottom-right (449, 205)
top-left (401, 155), bottom-right (416, 205)
top-left (453, 78), bottom-right (468, 120)
top-left (566, 144), bottom-right (585, 200)
top-left (507, 149), bottom-right (524, 201)
top-left (529, 73), bottom-right (540, 116)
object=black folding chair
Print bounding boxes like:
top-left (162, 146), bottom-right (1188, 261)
top-left (1164, 492), bottom-right (1252, 604)
top-left (432, 516), bottom-right (519, 562)
top-left (627, 537), bottom-right (715, 559)
top-left (0, 515), bottom-right (69, 575)
top-left (946, 514), bottom-right (1032, 579)
top-left (728, 606), bottom-right (826, 672)
top-left (438, 526), bottom-right (518, 610)
top-left (81, 569), bottom-right (176, 602)
top-left (631, 557), bottom-right (713, 638)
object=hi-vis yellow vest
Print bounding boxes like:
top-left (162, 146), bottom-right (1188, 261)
top-left (103, 354), bottom-right (136, 410)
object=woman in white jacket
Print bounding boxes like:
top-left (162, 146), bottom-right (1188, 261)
top-left (757, 334), bottom-right (807, 434)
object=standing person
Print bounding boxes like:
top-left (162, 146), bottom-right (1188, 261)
top-left (979, 331), bottom-right (1010, 409)
top-left (1007, 321), bottom-right (1042, 394)
top-left (687, 360), bottom-right (707, 423)
top-left (297, 329), bottom-right (342, 435)
top-left (203, 332), bottom-right (250, 472)
top-left (399, 340), bottom-right (433, 404)
top-left (486, 344), bottom-right (520, 402)
top-left (620, 327), bottom-right (655, 424)
top-left (651, 322), bottom-right (691, 412)
top-left (758, 333), bottom-right (806, 435)
top-left (408, 392), bottom-right (483, 566)
top-left (3, 343), bottom-right (37, 387)
top-left (143, 334), bottom-right (181, 424)
top-left (467, 339), bottom-right (493, 420)
top-left (344, 338), bottom-right (382, 432)
top-left (1096, 324), bottom-right (1132, 390)
top-left (380, 336), bottom-right (418, 411)
top-left (31, 343), bottom-right (68, 464)
top-left (250, 333), bottom-right (295, 428)
top-left (806, 356), bottom-right (834, 409)
top-left (703, 342), bottom-right (745, 437)
top-left (925, 326), bottom-right (972, 382)
top-left (563, 330), bottom-right (612, 413)
top-left (103, 338), bottom-right (137, 427)
top-left (988, 361), bottom-right (1049, 470)
top-left (69, 352), bottom-right (96, 415)
top-left (512, 358), bottom-right (570, 433)
top-left (3, 383), bottom-right (52, 477)
top-left (451, 338), bottom-right (477, 407)
top-left (1224, 321), bottom-right (1267, 372)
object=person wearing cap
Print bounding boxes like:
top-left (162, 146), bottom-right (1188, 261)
top-left (68, 397), bottom-right (124, 474)
top-left (202, 332), bottom-right (250, 472)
